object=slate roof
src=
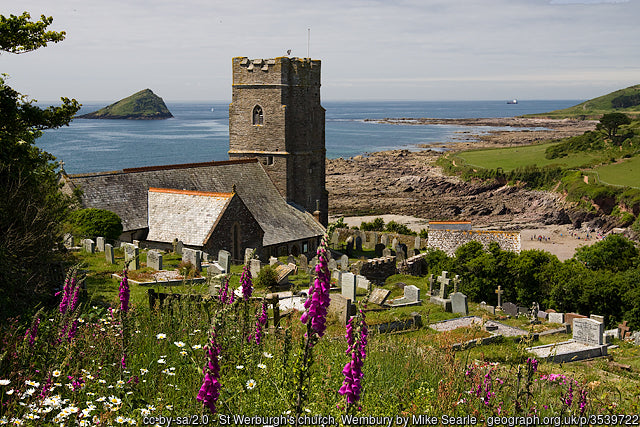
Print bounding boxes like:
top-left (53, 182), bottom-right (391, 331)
top-left (147, 188), bottom-right (233, 246)
top-left (63, 159), bottom-right (324, 247)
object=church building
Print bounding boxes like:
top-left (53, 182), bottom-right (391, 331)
top-left (62, 57), bottom-right (327, 261)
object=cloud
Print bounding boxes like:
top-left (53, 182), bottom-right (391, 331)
top-left (550, 0), bottom-right (629, 4)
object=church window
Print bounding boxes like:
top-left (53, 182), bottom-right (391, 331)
top-left (263, 156), bottom-right (274, 166)
top-left (252, 105), bottom-right (264, 126)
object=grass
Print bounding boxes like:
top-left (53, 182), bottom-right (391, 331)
top-left (592, 155), bottom-right (640, 188)
top-left (454, 143), bottom-right (600, 171)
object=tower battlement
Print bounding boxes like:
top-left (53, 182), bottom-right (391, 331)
top-left (232, 57), bottom-right (321, 87)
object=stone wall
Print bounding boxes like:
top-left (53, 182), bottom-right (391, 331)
top-left (427, 229), bottom-right (521, 256)
top-left (333, 228), bottom-right (421, 252)
top-left (352, 256), bottom-right (397, 284)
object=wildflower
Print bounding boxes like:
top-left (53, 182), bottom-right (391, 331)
top-left (263, 352), bottom-right (273, 358)
top-left (59, 276), bottom-right (73, 314)
top-left (300, 233), bottom-right (331, 341)
top-left (119, 269), bottom-right (130, 314)
top-left (526, 357), bottom-right (538, 373)
top-left (24, 317), bottom-right (40, 347)
top-left (252, 301), bottom-right (268, 345)
top-left (0, 380), bottom-right (10, 386)
top-left (197, 329), bottom-right (222, 414)
top-left (339, 310), bottom-right (368, 405)
top-left (174, 341), bottom-right (185, 348)
top-left (240, 265), bottom-right (253, 301)
top-left (157, 358), bottom-right (166, 364)
top-left (192, 344), bottom-right (202, 350)
top-left (140, 369), bottom-right (148, 375)
top-left (257, 363), bottom-right (266, 370)
top-left (563, 382), bottom-right (574, 407)
top-left (246, 379), bottom-right (257, 390)
top-left (180, 350), bottom-right (188, 356)
top-left (109, 395), bottom-right (122, 406)
top-left (25, 380), bottom-right (40, 387)
top-left (579, 388), bottom-right (588, 415)
top-left (236, 365), bottom-right (244, 370)
top-left (156, 333), bottom-right (167, 340)
top-left (219, 278), bottom-right (230, 304)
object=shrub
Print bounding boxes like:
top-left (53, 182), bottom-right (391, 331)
top-left (360, 217), bottom-right (385, 231)
top-left (254, 265), bottom-right (278, 290)
top-left (385, 220), bottom-right (416, 236)
top-left (68, 208), bottom-right (123, 240)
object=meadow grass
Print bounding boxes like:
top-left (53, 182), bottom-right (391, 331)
top-left (592, 155), bottom-right (640, 188)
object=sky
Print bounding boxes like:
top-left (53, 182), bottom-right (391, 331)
top-left (2, 0), bottom-right (639, 102)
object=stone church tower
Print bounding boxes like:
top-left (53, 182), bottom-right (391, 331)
top-left (228, 57), bottom-right (328, 226)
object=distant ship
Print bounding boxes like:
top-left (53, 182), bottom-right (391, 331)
top-left (507, 99), bottom-right (518, 104)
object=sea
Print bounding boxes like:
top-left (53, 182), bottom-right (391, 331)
top-left (36, 100), bottom-right (581, 174)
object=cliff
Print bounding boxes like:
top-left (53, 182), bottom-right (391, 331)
top-left (77, 89), bottom-right (173, 120)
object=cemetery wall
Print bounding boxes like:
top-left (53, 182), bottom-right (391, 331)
top-left (334, 228), bottom-right (419, 251)
top-left (354, 256), bottom-right (397, 283)
top-left (427, 229), bottom-right (521, 256)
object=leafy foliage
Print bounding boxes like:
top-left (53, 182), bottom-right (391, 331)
top-left (596, 112), bottom-right (632, 142)
top-left (612, 93), bottom-right (640, 109)
top-left (67, 208), bottom-right (123, 240)
top-left (0, 12), bottom-right (65, 54)
top-left (253, 265), bottom-right (278, 290)
top-left (385, 220), bottom-right (416, 236)
top-left (574, 233), bottom-right (638, 272)
top-left (359, 217), bottom-right (385, 231)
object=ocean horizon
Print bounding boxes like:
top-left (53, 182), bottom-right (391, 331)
top-left (36, 99), bottom-right (582, 174)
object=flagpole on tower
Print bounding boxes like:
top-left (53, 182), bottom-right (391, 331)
top-left (307, 28), bottom-right (310, 58)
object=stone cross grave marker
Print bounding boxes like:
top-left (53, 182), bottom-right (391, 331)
top-left (450, 292), bottom-right (468, 315)
top-left (452, 274), bottom-right (460, 293)
top-left (341, 272), bottom-right (357, 301)
top-left (437, 271), bottom-right (450, 299)
top-left (96, 237), bottom-right (105, 252)
top-left (495, 285), bottom-right (504, 308)
top-left (218, 250), bottom-right (231, 274)
top-left (105, 243), bottom-right (115, 264)
top-left (124, 244), bottom-right (139, 270)
top-left (619, 321), bottom-right (631, 339)
top-left (340, 254), bottom-right (349, 271)
top-left (147, 250), bottom-right (163, 271)
top-left (573, 318), bottom-right (604, 346)
top-left (269, 256), bottom-right (278, 266)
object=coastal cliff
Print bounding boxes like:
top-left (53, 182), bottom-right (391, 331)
top-left (78, 89), bottom-right (173, 120)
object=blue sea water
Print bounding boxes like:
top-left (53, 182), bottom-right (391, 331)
top-left (36, 100), bottom-right (581, 174)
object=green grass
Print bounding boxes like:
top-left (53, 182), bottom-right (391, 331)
top-left (454, 143), bottom-right (599, 171)
top-left (592, 155), bottom-right (640, 188)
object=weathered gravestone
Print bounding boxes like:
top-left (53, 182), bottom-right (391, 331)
top-left (380, 234), bottom-right (389, 246)
top-left (340, 254), bottom-right (349, 271)
top-left (356, 275), bottom-right (370, 290)
top-left (147, 250), bottom-right (163, 271)
top-left (414, 236), bottom-right (422, 251)
top-left (480, 301), bottom-right (496, 315)
top-left (395, 245), bottom-right (406, 263)
top-left (564, 313), bottom-right (587, 328)
top-left (274, 264), bottom-right (295, 285)
top-left (105, 243), bottom-right (115, 264)
top-left (369, 288), bottom-right (391, 306)
top-left (124, 244), bottom-right (139, 270)
top-left (404, 285), bottom-right (421, 303)
top-left (367, 232), bottom-right (378, 250)
top-left (538, 311), bottom-right (549, 321)
top-left (299, 254), bottom-right (308, 272)
top-left (502, 302), bottom-right (518, 318)
top-left (341, 272), bottom-right (357, 301)
top-left (619, 321), bottom-right (631, 340)
top-left (182, 248), bottom-right (201, 272)
top-left (244, 248), bottom-right (255, 265)
top-left (590, 314), bottom-right (604, 324)
top-left (328, 293), bottom-right (356, 325)
top-left (548, 312), bottom-right (565, 324)
top-left (382, 248), bottom-right (392, 258)
top-left (427, 274), bottom-right (435, 296)
top-left (250, 259), bottom-right (261, 277)
top-left (83, 239), bottom-right (95, 254)
top-left (391, 237), bottom-right (398, 250)
top-left (328, 259), bottom-right (337, 271)
top-left (287, 255), bottom-right (295, 265)
top-left (175, 240), bottom-right (184, 255)
top-left (345, 237), bottom-right (354, 256)
top-left (374, 243), bottom-right (385, 257)
top-left (330, 231), bottom-right (340, 248)
top-left (450, 292), bottom-right (468, 315)
top-left (331, 269), bottom-right (342, 285)
top-left (573, 318), bottom-right (604, 346)
top-left (218, 250), bottom-right (231, 274)
top-left (96, 237), bottom-right (105, 252)
top-left (355, 235), bottom-right (362, 252)
top-left (269, 256), bottom-right (278, 266)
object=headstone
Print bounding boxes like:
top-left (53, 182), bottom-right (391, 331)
top-left (494, 285), bottom-right (504, 308)
top-left (590, 314), bottom-right (604, 324)
top-left (250, 259), bottom-right (261, 277)
top-left (175, 240), bottom-right (184, 255)
top-left (380, 234), bottom-right (389, 246)
top-left (340, 254), bottom-right (349, 271)
top-left (604, 328), bottom-right (620, 341)
top-left (269, 256), bottom-right (278, 266)
top-left (96, 237), bottom-right (105, 252)
top-left (124, 244), bottom-right (139, 270)
top-left (244, 248), bottom-right (255, 265)
top-left (538, 311), bottom-right (549, 320)
top-left (328, 259), bottom-right (337, 271)
top-left (341, 272), bottom-right (356, 301)
top-left (287, 255), bottom-right (295, 265)
top-left (414, 236), bottom-right (422, 251)
top-left (436, 271), bottom-right (450, 299)
top-left (480, 302), bottom-right (496, 315)
top-left (367, 232), bottom-right (378, 250)
top-left (328, 293), bottom-right (356, 325)
top-left (374, 243), bottom-right (385, 257)
top-left (182, 248), bottom-right (201, 271)
top-left (345, 237), bottom-right (354, 256)
top-left (395, 245), bottom-right (406, 263)
top-left (548, 312), bottom-right (564, 324)
top-left (502, 302), bottom-right (518, 318)
top-left (330, 231), bottom-right (340, 248)
top-left (274, 264), bottom-right (295, 285)
top-left (299, 254), bottom-right (308, 272)
top-left (63, 233), bottom-right (74, 248)
top-left (202, 252), bottom-right (210, 262)
top-left (309, 256), bottom-right (318, 270)
top-left (450, 292), bottom-right (468, 315)
top-left (355, 235), bottom-right (362, 252)
top-left (331, 269), bottom-right (342, 285)
top-left (83, 239), bottom-right (95, 254)
top-left (403, 285), bottom-right (420, 302)
top-left (369, 288), bottom-right (391, 306)
top-left (618, 321), bottom-right (631, 340)
top-left (564, 313), bottom-right (587, 328)
top-left (382, 248), bottom-right (392, 258)
top-left (105, 243), bottom-right (115, 264)
top-left (355, 275), bottom-right (370, 290)
top-left (398, 243), bottom-right (408, 258)
top-left (391, 237), bottom-right (398, 250)
top-left (573, 318), bottom-right (604, 346)
top-left (147, 250), bottom-right (163, 271)
top-left (452, 274), bottom-right (461, 293)
top-left (218, 250), bottom-right (231, 274)
top-left (427, 274), bottom-right (435, 296)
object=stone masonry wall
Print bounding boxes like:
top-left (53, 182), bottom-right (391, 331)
top-left (427, 229), bottom-right (521, 257)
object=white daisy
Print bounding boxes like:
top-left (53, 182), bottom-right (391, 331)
top-left (246, 379), bottom-right (256, 390)
top-left (156, 333), bottom-right (167, 340)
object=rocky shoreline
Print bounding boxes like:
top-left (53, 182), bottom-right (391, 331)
top-left (326, 117), bottom-right (607, 232)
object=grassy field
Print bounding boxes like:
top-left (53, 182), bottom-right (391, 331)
top-left (454, 143), bottom-right (599, 171)
top-left (592, 155), bottom-right (640, 188)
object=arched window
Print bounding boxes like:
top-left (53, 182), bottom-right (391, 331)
top-left (252, 105), bottom-right (264, 126)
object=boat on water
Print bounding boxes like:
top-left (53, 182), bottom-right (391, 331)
top-left (507, 99), bottom-right (518, 104)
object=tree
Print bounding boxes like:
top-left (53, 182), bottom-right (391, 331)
top-left (0, 12), bottom-right (80, 319)
top-left (574, 234), bottom-right (638, 272)
top-left (596, 112), bottom-right (631, 142)
top-left (68, 208), bottom-right (123, 241)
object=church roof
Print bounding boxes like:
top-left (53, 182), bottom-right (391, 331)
top-left (63, 159), bottom-right (324, 247)
top-left (146, 188), bottom-right (233, 246)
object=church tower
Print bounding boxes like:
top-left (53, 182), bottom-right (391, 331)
top-left (228, 57), bottom-right (328, 226)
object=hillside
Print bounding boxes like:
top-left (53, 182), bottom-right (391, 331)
top-left (77, 88), bottom-right (173, 120)
top-left (524, 84), bottom-right (640, 119)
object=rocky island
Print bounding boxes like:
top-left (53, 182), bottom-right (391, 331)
top-left (77, 88), bottom-right (173, 120)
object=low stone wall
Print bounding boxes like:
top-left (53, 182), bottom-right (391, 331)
top-left (333, 228), bottom-right (421, 251)
top-left (427, 229), bottom-right (521, 256)
top-left (352, 256), bottom-right (397, 283)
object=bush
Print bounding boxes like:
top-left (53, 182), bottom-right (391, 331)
top-left (68, 208), bottom-right (123, 240)
top-left (385, 220), bottom-right (416, 236)
top-left (360, 217), bottom-right (385, 231)
top-left (254, 265), bottom-right (278, 289)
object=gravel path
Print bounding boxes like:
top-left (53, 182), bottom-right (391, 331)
top-left (429, 316), bottom-right (527, 337)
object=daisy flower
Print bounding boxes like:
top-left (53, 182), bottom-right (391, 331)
top-left (246, 379), bottom-right (257, 390)
top-left (156, 333), bottom-right (167, 340)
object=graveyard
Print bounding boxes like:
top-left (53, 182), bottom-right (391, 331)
top-left (10, 230), bottom-right (635, 422)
